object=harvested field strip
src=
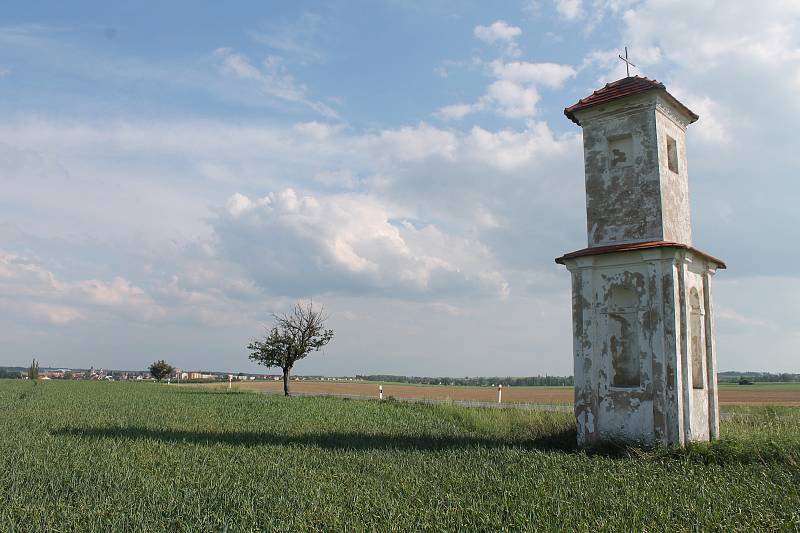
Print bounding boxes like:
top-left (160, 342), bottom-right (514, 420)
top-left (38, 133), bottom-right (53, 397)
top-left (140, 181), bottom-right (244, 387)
top-left (187, 381), bottom-right (573, 403)
top-left (184, 380), bottom-right (800, 406)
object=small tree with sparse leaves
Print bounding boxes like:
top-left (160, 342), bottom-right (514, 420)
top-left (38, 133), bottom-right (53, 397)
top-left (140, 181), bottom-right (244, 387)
top-left (247, 301), bottom-right (334, 396)
top-left (148, 360), bottom-right (174, 382)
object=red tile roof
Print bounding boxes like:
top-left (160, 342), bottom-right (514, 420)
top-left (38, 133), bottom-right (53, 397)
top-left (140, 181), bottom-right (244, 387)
top-left (564, 76), bottom-right (699, 126)
top-left (555, 240), bottom-right (726, 269)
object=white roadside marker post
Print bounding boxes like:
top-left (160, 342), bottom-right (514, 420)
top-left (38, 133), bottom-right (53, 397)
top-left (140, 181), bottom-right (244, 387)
top-left (498, 384), bottom-right (502, 404)
top-left (379, 385), bottom-right (384, 400)
top-left (229, 375), bottom-right (232, 390)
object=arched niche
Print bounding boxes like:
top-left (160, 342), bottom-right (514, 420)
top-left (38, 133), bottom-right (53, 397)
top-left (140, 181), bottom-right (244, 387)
top-left (608, 286), bottom-right (640, 388)
top-left (689, 288), bottom-right (705, 389)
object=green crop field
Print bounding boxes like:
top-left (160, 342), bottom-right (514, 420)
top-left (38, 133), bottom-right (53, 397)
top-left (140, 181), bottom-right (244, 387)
top-left (1, 380), bottom-right (798, 532)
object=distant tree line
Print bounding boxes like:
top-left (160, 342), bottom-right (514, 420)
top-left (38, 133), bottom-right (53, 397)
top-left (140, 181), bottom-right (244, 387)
top-left (356, 375), bottom-right (576, 387)
top-left (717, 372), bottom-right (800, 383)
top-left (0, 368), bottom-right (23, 379)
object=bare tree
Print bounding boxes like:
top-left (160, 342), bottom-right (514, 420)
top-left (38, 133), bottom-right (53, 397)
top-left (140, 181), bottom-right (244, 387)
top-left (247, 301), bottom-right (334, 396)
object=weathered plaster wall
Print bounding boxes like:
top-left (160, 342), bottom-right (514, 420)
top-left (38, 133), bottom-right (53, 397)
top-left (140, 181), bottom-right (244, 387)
top-left (681, 256), bottom-right (719, 441)
top-left (565, 248), bottom-right (720, 446)
top-left (702, 268), bottom-right (721, 440)
top-left (655, 96), bottom-right (692, 246)
top-left (574, 92), bottom-right (694, 248)
top-left (576, 94), bottom-right (661, 247)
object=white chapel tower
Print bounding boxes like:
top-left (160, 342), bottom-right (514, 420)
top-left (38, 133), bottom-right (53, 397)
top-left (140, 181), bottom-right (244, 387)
top-left (556, 76), bottom-right (726, 447)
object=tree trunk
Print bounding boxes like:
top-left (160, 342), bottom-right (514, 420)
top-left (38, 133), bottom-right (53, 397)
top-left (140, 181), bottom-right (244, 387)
top-left (283, 367), bottom-right (290, 397)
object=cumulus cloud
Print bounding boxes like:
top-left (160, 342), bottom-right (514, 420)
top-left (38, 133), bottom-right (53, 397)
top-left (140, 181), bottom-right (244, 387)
top-left (215, 189), bottom-right (509, 299)
top-left (582, 1), bottom-right (800, 144)
top-left (667, 89), bottom-right (730, 144)
top-left (484, 80), bottom-right (540, 118)
top-left (435, 103), bottom-right (478, 121)
top-left (621, 1), bottom-right (800, 72)
top-left (437, 23), bottom-right (575, 121)
top-left (473, 21), bottom-right (522, 43)
top-left (490, 60), bottom-right (576, 88)
top-left (27, 303), bottom-right (85, 324)
top-left (555, 0), bottom-right (583, 20)
top-left (474, 20), bottom-right (523, 58)
top-left (0, 251), bottom-right (165, 322)
top-left (436, 60), bottom-right (575, 120)
top-left (365, 122), bottom-right (458, 162)
top-left (0, 113), bottom-right (577, 339)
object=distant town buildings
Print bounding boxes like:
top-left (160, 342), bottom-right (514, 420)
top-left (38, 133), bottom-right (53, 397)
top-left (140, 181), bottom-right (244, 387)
top-left (1, 366), bottom-right (371, 383)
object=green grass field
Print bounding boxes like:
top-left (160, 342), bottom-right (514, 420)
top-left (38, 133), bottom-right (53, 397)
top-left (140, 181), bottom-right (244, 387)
top-left (1, 380), bottom-right (798, 532)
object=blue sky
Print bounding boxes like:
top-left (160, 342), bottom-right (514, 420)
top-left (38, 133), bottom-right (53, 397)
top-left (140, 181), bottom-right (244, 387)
top-left (1, 0), bottom-right (799, 375)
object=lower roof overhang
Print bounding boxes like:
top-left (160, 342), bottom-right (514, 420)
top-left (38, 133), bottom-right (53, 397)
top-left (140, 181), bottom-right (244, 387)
top-left (555, 240), bottom-right (726, 269)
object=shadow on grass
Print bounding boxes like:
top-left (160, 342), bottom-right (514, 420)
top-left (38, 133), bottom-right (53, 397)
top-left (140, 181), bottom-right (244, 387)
top-left (50, 426), bottom-right (800, 466)
top-left (52, 425), bottom-right (577, 453)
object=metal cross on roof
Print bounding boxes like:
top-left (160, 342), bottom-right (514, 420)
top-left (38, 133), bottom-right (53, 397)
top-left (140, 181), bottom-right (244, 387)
top-left (618, 46), bottom-right (636, 77)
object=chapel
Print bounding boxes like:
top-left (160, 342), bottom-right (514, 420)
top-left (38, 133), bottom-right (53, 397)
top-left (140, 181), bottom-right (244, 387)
top-left (556, 76), bottom-right (725, 446)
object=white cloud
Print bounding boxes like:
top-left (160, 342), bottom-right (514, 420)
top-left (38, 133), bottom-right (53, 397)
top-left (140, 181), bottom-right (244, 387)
top-left (313, 169), bottom-right (359, 189)
top-left (668, 89), bottom-right (730, 144)
top-left (621, 1), bottom-right (800, 72)
top-left (484, 80), bottom-right (540, 118)
top-left (715, 307), bottom-right (768, 328)
top-left (216, 189), bottom-right (509, 298)
top-left (217, 49), bottom-right (262, 80)
top-left (490, 60), bottom-right (576, 88)
top-left (583, 0), bottom-right (800, 139)
top-left (0, 251), bottom-right (165, 322)
top-left (0, 24), bottom-right (59, 45)
top-left (248, 12), bottom-right (325, 64)
top-left (435, 103), bottom-right (479, 121)
top-left (590, 0), bottom-right (800, 95)
top-left (214, 48), bottom-right (338, 118)
top-left (473, 21), bottom-right (522, 43)
top-left (462, 120), bottom-right (576, 169)
top-left (77, 277), bottom-right (156, 310)
top-left (555, 0), bottom-right (582, 20)
top-left (568, 0), bottom-right (640, 32)
top-left (27, 303), bottom-right (85, 325)
top-left (440, 25), bottom-right (575, 120)
top-left (365, 122), bottom-right (459, 162)
top-left (428, 302), bottom-right (470, 317)
top-left (474, 20), bottom-right (523, 58)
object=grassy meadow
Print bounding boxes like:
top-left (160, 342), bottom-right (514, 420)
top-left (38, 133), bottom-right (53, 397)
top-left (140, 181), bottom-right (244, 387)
top-left (0, 380), bottom-right (798, 532)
